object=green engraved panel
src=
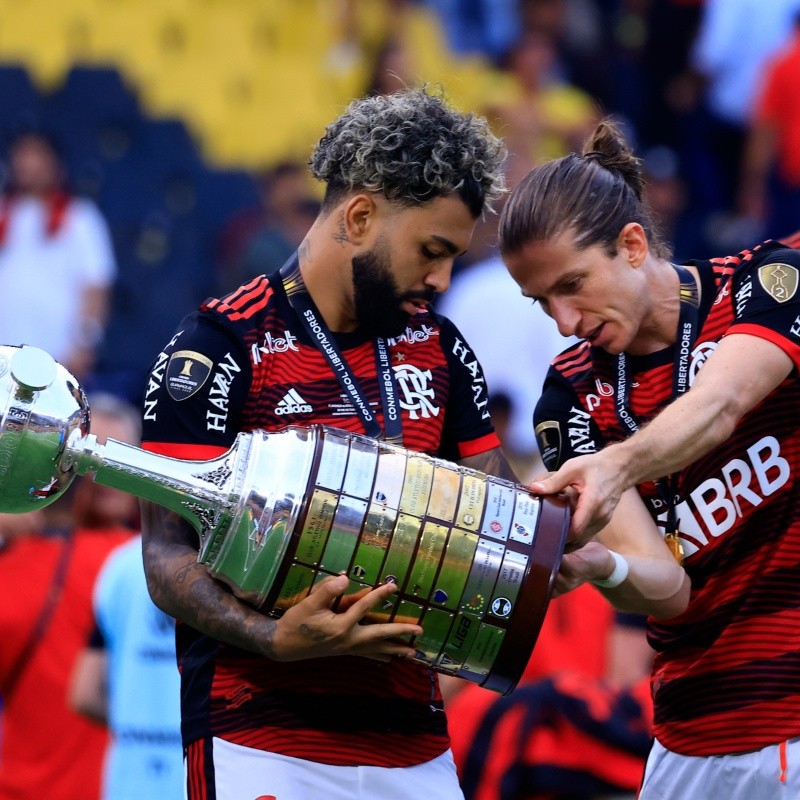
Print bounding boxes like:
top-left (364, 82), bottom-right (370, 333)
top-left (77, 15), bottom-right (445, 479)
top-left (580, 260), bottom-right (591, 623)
top-left (431, 528), bottom-right (478, 611)
top-left (455, 473), bottom-right (486, 531)
top-left (394, 599), bottom-right (424, 643)
top-left (400, 456), bottom-right (433, 517)
top-left (406, 521), bottom-right (448, 601)
top-left (414, 607), bottom-right (454, 664)
top-left (462, 623), bottom-right (506, 677)
top-left (273, 564), bottom-right (315, 613)
top-left (364, 586), bottom-right (399, 624)
top-left (319, 495), bottom-right (367, 574)
top-left (427, 464), bottom-right (460, 523)
top-left (295, 489), bottom-right (337, 566)
top-left (460, 538), bottom-right (505, 617)
top-left (439, 612), bottom-right (482, 671)
top-left (350, 503), bottom-right (396, 584)
top-left (381, 513), bottom-right (422, 587)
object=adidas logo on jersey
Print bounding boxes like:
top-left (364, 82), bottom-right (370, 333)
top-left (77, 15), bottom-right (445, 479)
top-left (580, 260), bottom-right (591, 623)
top-left (275, 388), bottom-right (313, 415)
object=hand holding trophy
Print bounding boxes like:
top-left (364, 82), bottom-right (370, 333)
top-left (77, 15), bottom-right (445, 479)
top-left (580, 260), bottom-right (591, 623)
top-left (0, 343), bottom-right (568, 694)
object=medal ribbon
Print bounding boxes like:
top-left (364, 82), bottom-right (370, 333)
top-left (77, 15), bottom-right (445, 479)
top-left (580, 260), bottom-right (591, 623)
top-left (612, 264), bottom-right (700, 562)
top-left (280, 255), bottom-right (403, 444)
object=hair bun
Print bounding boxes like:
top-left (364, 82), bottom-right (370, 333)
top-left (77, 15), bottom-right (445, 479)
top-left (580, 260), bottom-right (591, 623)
top-left (583, 151), bottom-right (609, 165)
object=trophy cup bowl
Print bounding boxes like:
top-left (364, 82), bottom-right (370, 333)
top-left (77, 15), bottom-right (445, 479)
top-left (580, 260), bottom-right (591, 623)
top-left (0, 345), bottom-right (89, 512)
top-left (0, 344), bottom-right (569, 695)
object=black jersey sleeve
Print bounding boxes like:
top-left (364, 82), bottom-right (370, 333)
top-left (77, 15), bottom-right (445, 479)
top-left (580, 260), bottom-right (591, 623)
top-left (435, 314), bottom-right (498, 461)
top-left (533, 366), bottom-right (605, 471)
top-left (141, 311), bottom-right (251, 452)
top-left (729, 246), bottom-right (800, 366)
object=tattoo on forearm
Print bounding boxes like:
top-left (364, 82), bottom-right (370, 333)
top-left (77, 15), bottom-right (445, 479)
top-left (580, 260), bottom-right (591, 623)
top-left (141, 501), bottom-right (280, 657)
top-left (174, 561), bottom-right (193, 585)
top-left (462, 448), bottom-right (519, 482)
top-left (262, 618), bottom-right (277, 658)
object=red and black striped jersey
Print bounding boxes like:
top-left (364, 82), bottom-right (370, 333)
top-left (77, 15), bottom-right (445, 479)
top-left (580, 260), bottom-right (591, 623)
top-left (140, 269), bottom-right (500, 767)
top-left (534, 240), bottom-right (800, 756)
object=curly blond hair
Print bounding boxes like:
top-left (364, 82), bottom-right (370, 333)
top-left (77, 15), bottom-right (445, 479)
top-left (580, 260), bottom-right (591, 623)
top-left (310, 88), bottom-right (506, 217)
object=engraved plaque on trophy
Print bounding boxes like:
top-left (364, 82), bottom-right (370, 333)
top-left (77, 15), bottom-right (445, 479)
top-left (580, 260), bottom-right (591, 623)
top-left (0, 344), bottom-right (569, 695)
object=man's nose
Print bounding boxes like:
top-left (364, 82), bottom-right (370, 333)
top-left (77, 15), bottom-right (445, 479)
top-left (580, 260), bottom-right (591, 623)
top-left (550, 299), bottom-right (581, 338)
top-left (424, 259), bottom-right (454, 295)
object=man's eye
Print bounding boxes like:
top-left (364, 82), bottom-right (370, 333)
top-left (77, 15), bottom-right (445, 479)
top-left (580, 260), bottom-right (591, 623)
top-left (422, 247), bottom-right (443, 259)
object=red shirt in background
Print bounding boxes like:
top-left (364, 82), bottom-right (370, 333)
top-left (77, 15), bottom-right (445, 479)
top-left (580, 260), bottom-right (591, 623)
top-left (0, 527), bottom-right (132, 800)
top-left (756, 28), bottom-right (800, 185)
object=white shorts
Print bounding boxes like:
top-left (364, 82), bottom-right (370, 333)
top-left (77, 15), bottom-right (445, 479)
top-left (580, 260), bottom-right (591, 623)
top-left (206, 738), bottom-right (465, 800)
top-left (639, 736), bottom-right (800, 800)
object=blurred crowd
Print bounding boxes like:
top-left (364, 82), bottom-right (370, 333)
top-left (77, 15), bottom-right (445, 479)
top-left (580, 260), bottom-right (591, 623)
top-left (2, 0), bottom-right (800, 798)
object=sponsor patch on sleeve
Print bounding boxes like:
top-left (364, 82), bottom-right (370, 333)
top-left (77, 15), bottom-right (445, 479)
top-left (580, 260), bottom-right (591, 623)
top-left (534, 419), bottom-right (562, 468)
top-left (166, 350), bottom-right (213, 401)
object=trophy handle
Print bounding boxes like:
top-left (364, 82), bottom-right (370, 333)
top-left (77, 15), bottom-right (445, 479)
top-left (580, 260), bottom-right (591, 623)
top-left (64, 432), bottom-right (246, 545)
top-left (64, 426), bottom-right (316, 609)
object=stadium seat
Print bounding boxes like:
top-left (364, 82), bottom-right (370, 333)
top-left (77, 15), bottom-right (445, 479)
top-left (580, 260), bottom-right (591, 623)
top-left (0, 64), bottom-right (43, 148)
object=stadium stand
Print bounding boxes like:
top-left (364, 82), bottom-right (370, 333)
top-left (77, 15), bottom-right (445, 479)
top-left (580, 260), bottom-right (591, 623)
top-left (0, 1), bottom-right (503, 401)
top-left (0, 59), bottom-right (262, 402)
top-left (0, 0), bottom-right (492, 168)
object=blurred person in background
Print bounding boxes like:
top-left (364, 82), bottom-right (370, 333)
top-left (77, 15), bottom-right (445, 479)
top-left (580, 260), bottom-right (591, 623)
top-left (0, 130), bottom-right (116, 381)
top-left (364, 35), bottom-right (418, 97)
top-left (215, 160), bottom-right (320, 294)
top-left (639, 144), bottom-right (708, 264)
top-left (423, 0), bottom-right (519, 65)
top-left (70, 516), bottom-right (183, 800)
top-left (436, 254), bottom-right (576, 480)
top-left (516, 0), bottom-right (615, 111)
top-left (484, 28), bottom-right (598, 189)
top-left (71, 537), bottom-right (183, 800)
top-left (0, 394), bottom-right (137, 800)
top-left (70, 394), bottom-right (181, 800)
top-left (687, 0), bottom-right (800, 223)
top-left (444, 590), bottom-right (653, 800)
top-left (739, 11), bottom-right (800, 242)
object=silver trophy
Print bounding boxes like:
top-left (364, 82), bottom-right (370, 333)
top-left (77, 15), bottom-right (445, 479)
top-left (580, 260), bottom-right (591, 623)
top-left (0, 344), bottom-right (568, 694)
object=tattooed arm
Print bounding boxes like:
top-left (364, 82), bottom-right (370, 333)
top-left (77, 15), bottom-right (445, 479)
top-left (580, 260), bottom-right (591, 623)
top-left (459, 445), bottom-right (519, 483)
top-left (140, 500), bottom-right (423, 661)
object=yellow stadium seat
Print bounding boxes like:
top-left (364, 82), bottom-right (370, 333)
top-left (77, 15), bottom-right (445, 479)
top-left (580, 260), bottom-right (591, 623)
top-left (0, 0), bottom-right (504, 168)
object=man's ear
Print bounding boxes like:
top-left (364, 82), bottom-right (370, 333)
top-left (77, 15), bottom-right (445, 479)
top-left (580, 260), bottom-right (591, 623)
top-left (617, 222), bottom-right (650, 267)
top-left (342, 193), bottom-right (377, 246)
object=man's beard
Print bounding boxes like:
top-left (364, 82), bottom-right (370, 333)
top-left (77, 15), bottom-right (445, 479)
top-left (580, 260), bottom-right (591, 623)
top-left (351, 244), bottom-right (436, 338)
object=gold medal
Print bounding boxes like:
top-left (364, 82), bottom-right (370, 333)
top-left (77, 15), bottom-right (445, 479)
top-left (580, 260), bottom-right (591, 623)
top-left (665, 530), bottom-right (684, 566)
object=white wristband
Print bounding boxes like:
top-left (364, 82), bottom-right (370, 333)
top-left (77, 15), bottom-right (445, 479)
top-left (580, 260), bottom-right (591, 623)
top-left (591, 549), bottom-right (629, 588)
